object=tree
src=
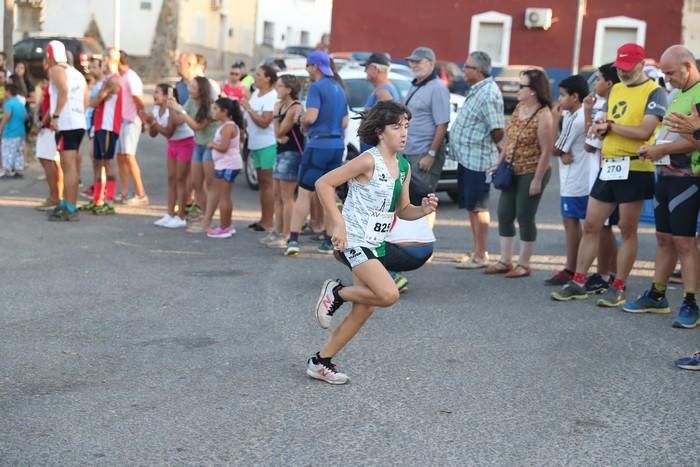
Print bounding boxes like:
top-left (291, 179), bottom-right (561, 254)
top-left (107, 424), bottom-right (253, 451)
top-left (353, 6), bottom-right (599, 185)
top-left (3, 0), bottom-right (14, 70)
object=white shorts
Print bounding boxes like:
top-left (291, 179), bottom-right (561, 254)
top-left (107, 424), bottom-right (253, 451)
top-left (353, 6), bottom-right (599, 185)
top-left (116, 120), bottom-right (141, 155)
top-left (36, 128), bottom-right (59, 161)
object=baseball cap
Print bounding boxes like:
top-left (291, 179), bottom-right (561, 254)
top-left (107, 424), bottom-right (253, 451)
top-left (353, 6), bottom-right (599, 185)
top-left (46, 40), bottom-right (67, 63)
top-left (614, 43), bottom-right (645, 71)
top-left (306, 51), bottom-right (333, 77)
top-left (405, 47), bottom-right (436, 63)
top-left (364, 52), bottom-right (390, 67)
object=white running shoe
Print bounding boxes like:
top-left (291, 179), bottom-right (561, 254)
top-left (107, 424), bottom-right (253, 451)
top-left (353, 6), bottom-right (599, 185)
top-left (125, 195), bottom-right (150, 206)
top-left (306, 357), bottom-right (349, 385)
top-left (165, 216), bottom-right (187, 229)
top-left (314, 279), bottom-right (344, 329)
top-left (154, 215), bottom-right (173, 227)
top-left (259, 231), bottom-right (279, 244)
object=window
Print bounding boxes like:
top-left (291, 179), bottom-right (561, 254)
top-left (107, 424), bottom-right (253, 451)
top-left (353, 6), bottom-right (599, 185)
top-left (193, 14), bottom-right (207, 46)
top-left (263, 21), bottom-right (275, 47)
top-left (469, 11), bottom-right (512, 67)
top-left (689, 0), bottom-right (700, 13)
top-left (593, 16), bottom-right (646, 66)
top-left (300, 30), bottom-right (310, 46)
top-left (140, 1), bottom-right (152, 10)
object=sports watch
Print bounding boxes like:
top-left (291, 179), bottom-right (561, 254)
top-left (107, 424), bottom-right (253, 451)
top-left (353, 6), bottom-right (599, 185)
top-left (427, 149), bottom-right (436, 157)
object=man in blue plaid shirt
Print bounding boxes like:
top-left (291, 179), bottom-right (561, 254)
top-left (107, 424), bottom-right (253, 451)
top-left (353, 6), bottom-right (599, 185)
top-left (450, 51), bottom-right (505, 269)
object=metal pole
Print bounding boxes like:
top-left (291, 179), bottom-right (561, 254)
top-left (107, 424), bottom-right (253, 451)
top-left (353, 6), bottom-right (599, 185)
top-left (572, 0), bottom-right (585, 74)
top-left (114, 0), bottom-right (120, 49)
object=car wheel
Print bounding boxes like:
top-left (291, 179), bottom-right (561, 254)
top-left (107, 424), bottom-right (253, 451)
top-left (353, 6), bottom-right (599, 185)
top-left (244, 150), bottom-right (258, 190)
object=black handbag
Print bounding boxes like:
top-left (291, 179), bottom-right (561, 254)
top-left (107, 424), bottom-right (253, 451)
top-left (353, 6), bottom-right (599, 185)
top-left (492, 106), bottom-right (542, 191)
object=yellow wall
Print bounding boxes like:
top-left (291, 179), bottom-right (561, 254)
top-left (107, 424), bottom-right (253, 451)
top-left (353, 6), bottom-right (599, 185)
top-left (179, 0), bottom-right (256, 55)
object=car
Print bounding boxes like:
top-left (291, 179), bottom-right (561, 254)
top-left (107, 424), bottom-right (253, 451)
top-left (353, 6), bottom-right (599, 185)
top-left (494, 65), bottom-right (544, 114)
top-left (243, 67), bottom-right (465, 200)
top-left (13, 36), bottom-right (103, 83)
top-left (284, 46), bottom-right (315, 57)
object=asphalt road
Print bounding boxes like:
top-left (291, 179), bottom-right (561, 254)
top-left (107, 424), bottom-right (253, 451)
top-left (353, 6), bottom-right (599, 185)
top-left (0, 133), bottom-right (698, 466)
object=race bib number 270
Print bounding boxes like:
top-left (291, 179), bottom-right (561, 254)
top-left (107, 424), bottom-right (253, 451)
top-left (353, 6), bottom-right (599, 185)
top-left (600, 157), bottom-right (630, 181)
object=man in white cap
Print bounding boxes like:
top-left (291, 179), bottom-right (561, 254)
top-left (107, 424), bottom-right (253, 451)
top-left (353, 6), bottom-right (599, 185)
top-left (403, 46), bottom-right (450, 191)
top-left (46, 40), bottom-right (88, 221)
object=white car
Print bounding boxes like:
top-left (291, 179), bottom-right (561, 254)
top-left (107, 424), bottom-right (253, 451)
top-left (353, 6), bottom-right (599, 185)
top-left (244, 67), bottom-right (465, 200)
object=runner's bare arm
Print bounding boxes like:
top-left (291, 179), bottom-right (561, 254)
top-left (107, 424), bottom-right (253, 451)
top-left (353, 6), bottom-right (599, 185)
top-left (606, 115), bottom-right (660, 141)
top-left (638, 138), bottom-right (697, 161)
top-left (395, 165), bottom-right (438, 220)
top-left (247, 109), bottom-right (273, 129)
top-left (276, 103), bottom-right (299, 137)
top-left (50, 66), bottom-right (68, 117)
top-left (132, 95), bottom-right (145, 115)
top-left (301, 107), bottom-right (319, 129)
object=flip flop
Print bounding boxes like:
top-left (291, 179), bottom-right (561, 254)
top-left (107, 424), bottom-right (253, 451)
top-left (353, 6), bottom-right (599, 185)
top-left (505, 264), bottom-right (531, 278)
top-left (484, 260), bottom-right (513, 274)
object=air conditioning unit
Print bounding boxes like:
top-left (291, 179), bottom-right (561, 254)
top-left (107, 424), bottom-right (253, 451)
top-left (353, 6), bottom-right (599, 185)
top-left (524, 8), bottom-right (552, 30)
top-left (211, 0), bottom-right (223, 11)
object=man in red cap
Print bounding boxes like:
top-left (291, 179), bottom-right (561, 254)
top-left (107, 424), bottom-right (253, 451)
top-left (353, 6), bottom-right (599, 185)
top-left (552, 43), bottom-right (667, 307)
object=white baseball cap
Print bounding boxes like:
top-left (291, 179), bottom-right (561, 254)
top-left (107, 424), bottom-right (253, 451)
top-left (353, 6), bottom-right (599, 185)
top-left (46, 40), bottom-right (67, 63)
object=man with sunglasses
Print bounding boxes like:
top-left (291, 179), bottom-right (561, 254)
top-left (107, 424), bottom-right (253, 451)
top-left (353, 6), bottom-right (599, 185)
top-left (552, 43), bottom-right (667, 308)
top-left (402, 46), bottom-right (450, 192)
top-left (222, 63), bottom-right (245, 101)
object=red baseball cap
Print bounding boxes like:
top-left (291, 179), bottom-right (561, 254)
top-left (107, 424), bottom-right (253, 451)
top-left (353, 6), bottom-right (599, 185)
top-left (614, 43), bottom-right (645, 71)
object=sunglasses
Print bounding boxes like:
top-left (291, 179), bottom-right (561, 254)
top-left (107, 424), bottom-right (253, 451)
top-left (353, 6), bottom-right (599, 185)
top-left (464, 65), bottom-right (478, 70)
top-left (519, 84), bottom-right (531, 89)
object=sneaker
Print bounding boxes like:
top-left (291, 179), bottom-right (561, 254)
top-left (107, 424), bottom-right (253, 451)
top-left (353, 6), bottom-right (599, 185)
top-left (551, 281), bottom-right (588, 301)
top-left (79, 186), bottom-right (94, 199)
top-left (622, 290), bottom-right (671, 314)
top-left (48, 207), bottom-right (79, 222)
top-left (114, 193), bottom-right (126, 204)
top-left (285, 240), bottom-right (300, 256)
top-left (669, 269), bottom-right (683, 284)
top-left (165, 216), bottom-right (187, 229)
top-left (125, 195), bottom-right (150, 206)
top-left (13, 172), bottom-right (23, 179)
top-left (672, 301), bottom-right (700, 329)
top-left (674, 351), bottom-right (700, 370)
top-left (78, 201), bottom-right (97, 212)
top-left (187, 222), bottom-right (207, 233)
top-left (317, 240), bottom-right (335, 254)
top-left (310, 232), bottom-right (326, 242)
top-left (306, 356), bottom-right (349, 385)
top-left (266, 237), bottom-right (288, 249)
top-left (207, 226), bottom-right (236, 238)
top-left (456, 254), bottom-right (489, 270)
top-left (584, 273), bottom-right (610, 295)
top-left (314, 279), bottom-right (344, 329)
top-left (259, 231), bottom-right (280, 244)
top-left (154, 215), bottom-right (174, 227)
top-left (544, 269), bottom-right (573, 286)
top-left (35, 198), bottom-right (59, 212)
top-left (596, 287), bottom-right (626, 308)
top-left (391, 272), bottom-right (409, 293)
top-left (92, 203), bottom-right (115, 215)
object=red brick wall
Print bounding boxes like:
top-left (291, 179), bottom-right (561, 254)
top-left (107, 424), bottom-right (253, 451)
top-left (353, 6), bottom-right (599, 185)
top-left (330, 0), bottom-right (683, 69)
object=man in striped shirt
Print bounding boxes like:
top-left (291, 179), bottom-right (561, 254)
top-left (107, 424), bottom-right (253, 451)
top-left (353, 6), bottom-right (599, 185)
top-left (449, 51), bottom-right (504, 269)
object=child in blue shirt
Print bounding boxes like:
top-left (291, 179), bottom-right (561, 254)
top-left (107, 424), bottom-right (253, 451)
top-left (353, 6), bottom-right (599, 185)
top-left (0, 83), bottom-right (27, 178)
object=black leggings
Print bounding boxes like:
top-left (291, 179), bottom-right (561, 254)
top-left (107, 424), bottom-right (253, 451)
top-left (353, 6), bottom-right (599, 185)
top-left (334, 242), bottom-right (434, 272)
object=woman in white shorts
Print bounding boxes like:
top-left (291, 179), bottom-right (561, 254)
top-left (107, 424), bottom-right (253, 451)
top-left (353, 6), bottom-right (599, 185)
top-left (35, 76), bottom-right (62, 210)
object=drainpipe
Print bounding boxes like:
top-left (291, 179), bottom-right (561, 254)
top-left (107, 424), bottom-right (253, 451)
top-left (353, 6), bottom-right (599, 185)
top-left (572, 0), bottom-right (585, 74)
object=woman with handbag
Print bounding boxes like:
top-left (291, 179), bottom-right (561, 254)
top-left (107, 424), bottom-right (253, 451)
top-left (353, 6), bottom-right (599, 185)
top-left (485, 68), bottom-right (554, 278)
top-left (261, 75), bottom-right (305, 248)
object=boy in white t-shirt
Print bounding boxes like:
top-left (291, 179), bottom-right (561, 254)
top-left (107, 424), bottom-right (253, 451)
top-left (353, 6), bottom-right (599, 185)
top-left (546, 75), bottom-right (592, 286)
top-left (581, 63), bottom-right (622, 294)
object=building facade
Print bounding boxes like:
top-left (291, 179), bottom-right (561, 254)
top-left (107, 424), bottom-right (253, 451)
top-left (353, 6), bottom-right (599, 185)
top-left (330, 0), bottom-right (686, 79)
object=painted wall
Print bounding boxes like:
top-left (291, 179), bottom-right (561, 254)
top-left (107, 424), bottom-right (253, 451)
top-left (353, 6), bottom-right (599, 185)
top-left (255, 0), bottom-right (331, 50)
top-left (330, 0), bottom-right (684, 70)
top-left (42, 0), bottom-right (164, 56)
top-left (682, 0), bottom-right (700, 54)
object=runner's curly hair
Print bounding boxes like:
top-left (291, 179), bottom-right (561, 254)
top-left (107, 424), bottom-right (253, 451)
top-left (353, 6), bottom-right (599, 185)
top-left (357, 100), bottom-right (411, 147)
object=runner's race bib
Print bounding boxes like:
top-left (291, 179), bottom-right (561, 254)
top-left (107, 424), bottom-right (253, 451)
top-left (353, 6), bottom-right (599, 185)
top-left (364, 210), bottom-right (394, 244)
top-left (600, 157), bottom-right (630, 181)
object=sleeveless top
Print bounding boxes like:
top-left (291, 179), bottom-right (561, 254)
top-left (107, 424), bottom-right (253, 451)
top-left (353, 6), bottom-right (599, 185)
top-left (504, 103), bottom-right (543, 175)
top-left (343, 147), bottom-right (410, 256)
top-left (276, 101), bottom-right (304, 153)
top-left (222, 82), bottom-right (244, 101)
top-left (212, 121), bottom-right (242, 171)
top-left (93, 73), bottom-right (123, 134)
top-left (50, 65), bottom-right (87, 131)
top-left (86, 78), bottom-right (103, 129)
top-left (151, 105), bottom-right (194, 141)
top-left (366, 83), bottom-right (401, 108)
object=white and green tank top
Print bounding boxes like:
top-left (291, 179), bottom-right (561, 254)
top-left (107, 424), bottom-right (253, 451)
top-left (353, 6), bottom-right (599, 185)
top-left (342, 147), bottom-right (409, 256)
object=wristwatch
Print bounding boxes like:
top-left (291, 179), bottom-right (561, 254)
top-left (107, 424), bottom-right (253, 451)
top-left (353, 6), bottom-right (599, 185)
top-left (693, 128), bottom-right (700, 140)
top-left (51, 114), bottom-right (59, 119)
top-left (427, 149), bottom-right (436, 157)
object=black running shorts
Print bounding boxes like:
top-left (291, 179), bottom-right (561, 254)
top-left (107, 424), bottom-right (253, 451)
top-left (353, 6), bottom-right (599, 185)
top-left (590, 170), bottom-right (655, 204)
top-left (654, 176), bottom-right (700, 237)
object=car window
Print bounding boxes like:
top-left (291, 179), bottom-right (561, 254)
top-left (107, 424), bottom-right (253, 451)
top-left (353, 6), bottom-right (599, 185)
top-left (13, 39), bottom-right (33, 58)
top-left (389, 79), bottom-right (410, 99)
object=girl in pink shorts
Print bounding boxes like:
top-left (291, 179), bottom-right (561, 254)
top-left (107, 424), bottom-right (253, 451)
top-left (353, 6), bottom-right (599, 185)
top-left (144, 83), bottom-right (195, 228)
top-left (201, 97), bottom-right (244, 239)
